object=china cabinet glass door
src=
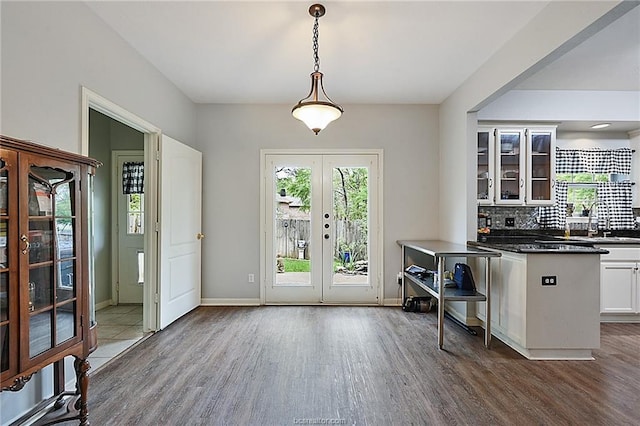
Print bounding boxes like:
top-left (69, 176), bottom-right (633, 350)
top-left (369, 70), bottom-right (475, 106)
top-left (21, 158), bottom-right (82, 365)
top-left (0, 150), bottom-right (18, 379)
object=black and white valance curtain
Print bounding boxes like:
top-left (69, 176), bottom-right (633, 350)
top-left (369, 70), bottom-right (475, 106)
top-left (556, 147), bottom-right (633, 175)
top-left (122, 162), bottom-right (144, 194)
top-left (597, 182), bottom-right (635, 229)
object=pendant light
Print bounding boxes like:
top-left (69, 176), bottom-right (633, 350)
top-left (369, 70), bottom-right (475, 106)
top-left (292, 4), bottom-right (343, 135)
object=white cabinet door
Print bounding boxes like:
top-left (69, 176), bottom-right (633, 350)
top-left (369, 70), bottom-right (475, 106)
top-left (600, 261), bottom-right (637, 313)
top-left (495, 129), bottom-right (525, 205)
top-left (499, 253), bottom-right (526, 345)
top-left (526, 128), bottom-right (555, 205)
top-left (477, 127), bottom-right (495, 205)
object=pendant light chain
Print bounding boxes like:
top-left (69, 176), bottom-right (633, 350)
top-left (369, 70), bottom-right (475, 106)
top-left (312, 12), bottom-right (320, 72)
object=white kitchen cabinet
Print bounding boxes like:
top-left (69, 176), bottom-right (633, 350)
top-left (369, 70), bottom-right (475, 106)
top-left (472, 249), bottom-right (601, 360)
top-left (477, 125), bottom-right (556, 206)
top-left (599, 246), bottom-right (640, 318)
top-left (526, 128), bottom-right (556, 205)
top-left (474, 252), bottom-right (525, 347)
top-left (477, 127), bottom-right (495, 205)
top-left (495, 128), bottom-right (525, 205)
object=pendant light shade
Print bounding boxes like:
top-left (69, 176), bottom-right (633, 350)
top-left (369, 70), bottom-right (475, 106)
top-left (292, 4), bottom-right (343, 135)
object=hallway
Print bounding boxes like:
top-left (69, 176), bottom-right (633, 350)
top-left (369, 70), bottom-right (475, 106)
top-left (88, 305), bottom-right (148, 372)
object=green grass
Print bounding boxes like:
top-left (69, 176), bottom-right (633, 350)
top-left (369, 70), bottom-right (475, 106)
top-left (282, 258), bottom-right (310, 272)
top-left (282, 258), bottom-right (344, 272)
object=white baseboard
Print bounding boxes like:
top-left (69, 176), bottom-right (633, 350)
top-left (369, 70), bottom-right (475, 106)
top-left (383, 298), bottom-right (402, 306)
top-left (95, 300), bottom-right (113, 311)
top-left (200, 298), bottom-right (261, 306)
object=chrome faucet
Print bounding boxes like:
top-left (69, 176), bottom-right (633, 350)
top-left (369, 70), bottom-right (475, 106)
top-left (587, 202), bottom-right (609, 237)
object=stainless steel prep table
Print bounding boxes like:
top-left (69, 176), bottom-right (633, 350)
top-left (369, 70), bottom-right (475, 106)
top-left (397, 240), bottom-right (502, 349)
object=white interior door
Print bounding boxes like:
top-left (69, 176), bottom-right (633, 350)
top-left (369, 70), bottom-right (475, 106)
top-left (159, 135), bottom-right (202, 329)
top-left (115, 152), bottom-right (144, 304)
top-left (264, 153), bottom-right (380, 304)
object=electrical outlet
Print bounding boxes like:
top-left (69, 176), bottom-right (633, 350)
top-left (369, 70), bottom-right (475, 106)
top-left (542, 275), bottom-right (557, 286)
top-left (505, 217), bottom-right (515, 227)
top-left (248, 274), bottom-right (255, 283)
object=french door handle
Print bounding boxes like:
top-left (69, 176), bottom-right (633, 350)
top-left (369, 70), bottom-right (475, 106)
top-left (324, 234), bottom-right (330, 239)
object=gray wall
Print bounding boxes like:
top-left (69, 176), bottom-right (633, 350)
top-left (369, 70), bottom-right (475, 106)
top-left (89, 109), bottom-right (144, 308)
top-left (438, 0), bottom-right (626, 245)
top-left (0, 1), bottom-right (196, 150)
top-left (0, 2), bottom-right (195, 422)
top-left (194, 104), bottom-right (439, 302)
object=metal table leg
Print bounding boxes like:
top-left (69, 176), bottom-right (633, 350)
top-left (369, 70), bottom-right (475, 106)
top-left (485, 257), bottom-right (492, 348)
top-left (437, 256), bottom-right (445, 349)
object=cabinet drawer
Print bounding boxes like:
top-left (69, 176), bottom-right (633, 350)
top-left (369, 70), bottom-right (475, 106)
top-left (597, 246), bottom-right (640, 262)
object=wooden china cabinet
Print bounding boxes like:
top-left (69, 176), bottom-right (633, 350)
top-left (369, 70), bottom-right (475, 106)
top-left (1, 135), bottom-right (100, 425)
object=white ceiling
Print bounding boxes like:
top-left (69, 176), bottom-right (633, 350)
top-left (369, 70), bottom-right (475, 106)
top-left (86, 0), bottom-right (639, 130)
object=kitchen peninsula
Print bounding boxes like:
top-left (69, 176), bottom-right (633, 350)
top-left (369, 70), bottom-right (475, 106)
top-left (468, 238), bottom-right (608, 360)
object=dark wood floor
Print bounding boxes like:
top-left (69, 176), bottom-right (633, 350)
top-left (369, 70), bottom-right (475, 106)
top-left (81, 306), bottom-right (640, 425)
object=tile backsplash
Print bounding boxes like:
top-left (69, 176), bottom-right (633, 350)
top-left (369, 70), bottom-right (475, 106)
top-left (478, 206), bottom-right (640, 231)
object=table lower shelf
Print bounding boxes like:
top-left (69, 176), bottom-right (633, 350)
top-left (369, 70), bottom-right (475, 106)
top-left (404, 272), bottom-right (486, 302)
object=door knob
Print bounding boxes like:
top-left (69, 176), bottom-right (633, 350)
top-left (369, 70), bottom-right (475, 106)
top-left (324, 234), bottom-right (329, 239)
top-left (197, 233), bottom-right (205, 240)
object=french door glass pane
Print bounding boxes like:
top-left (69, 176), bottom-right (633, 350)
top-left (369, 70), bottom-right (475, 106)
top-left (274, 166), bottom-right (312, 286)
top-left (332, 167), bottom-right (369, 286)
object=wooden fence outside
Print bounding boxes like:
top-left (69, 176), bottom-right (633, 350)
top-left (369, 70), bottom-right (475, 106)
top-left (275, 219), bottom-right (367, 260)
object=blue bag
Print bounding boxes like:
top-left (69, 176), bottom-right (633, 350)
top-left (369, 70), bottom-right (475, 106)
top-left (453, 263), bottom-right (476, 291)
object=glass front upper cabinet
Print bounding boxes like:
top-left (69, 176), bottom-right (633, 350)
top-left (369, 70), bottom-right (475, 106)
top-left (495, 129), bottom-right (525, 205)
top-left (526, 128), bottom-right (556, 205)
top-left (477, 127), bottom-right (495, 205)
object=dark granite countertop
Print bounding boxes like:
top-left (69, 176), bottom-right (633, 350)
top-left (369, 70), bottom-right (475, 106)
top-left (468, 240), bottom-right (609, 254)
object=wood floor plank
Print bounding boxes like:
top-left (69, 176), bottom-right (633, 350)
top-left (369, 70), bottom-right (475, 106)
top-left (75, 307), bottom-right (640, 425)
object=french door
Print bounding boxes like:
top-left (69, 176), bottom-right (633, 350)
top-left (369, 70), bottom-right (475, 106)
top-left (264, 153), bottom-right (380, 304)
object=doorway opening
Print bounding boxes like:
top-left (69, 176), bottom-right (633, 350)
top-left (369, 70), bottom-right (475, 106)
top-left (81, 87), bottom-right (161, 370)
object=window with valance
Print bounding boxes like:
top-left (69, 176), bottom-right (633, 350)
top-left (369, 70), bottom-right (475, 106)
top-left (539, 148), bottom-right (635, 229)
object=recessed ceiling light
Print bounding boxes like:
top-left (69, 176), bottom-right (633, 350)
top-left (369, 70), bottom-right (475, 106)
top-left (591, 123), bottom-right (611, 129)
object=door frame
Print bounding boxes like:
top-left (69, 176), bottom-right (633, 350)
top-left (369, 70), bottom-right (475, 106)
top-left (111, 150), bottom-right (145, 305)
top-left (81, 87), bottom-right (161, 332)
top-left (259, 149), bottom-right (384, 305)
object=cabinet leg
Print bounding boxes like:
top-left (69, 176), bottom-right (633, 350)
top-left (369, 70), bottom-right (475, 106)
top-left (74, 357), bottom-right (91, 426)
